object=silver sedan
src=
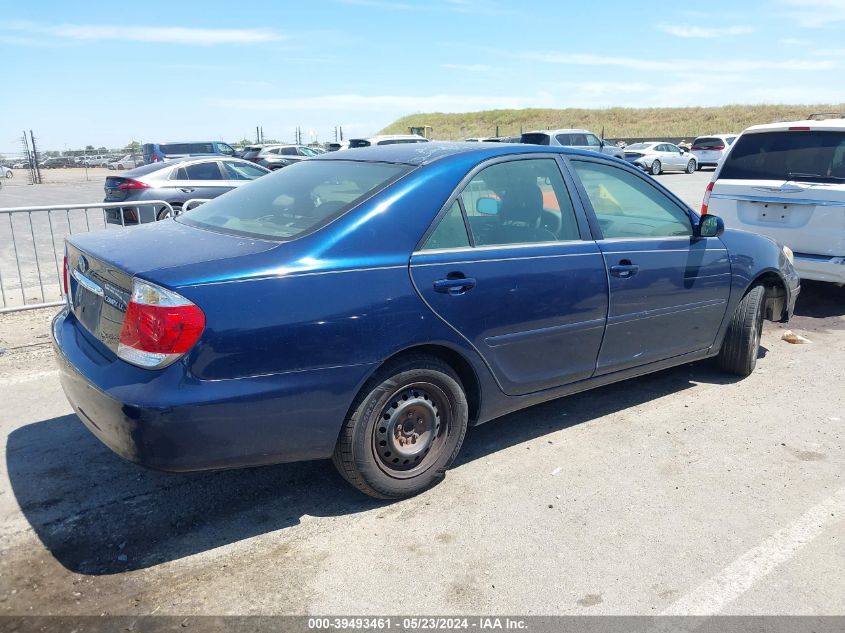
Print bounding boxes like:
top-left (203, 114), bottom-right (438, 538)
top-left (623, 142), bottom-right (698, 175)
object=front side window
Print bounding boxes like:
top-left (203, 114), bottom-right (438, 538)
top-left (585, 134), bottom-right (602, 147)
top-left (457, 159), bottom-right (580, 246)
top-left (219, 143), bottom-right (235, 155)
top-left (281, 147), bottom-right (298, 155)
top-left (179, 160), bottom-right (409, 240)
top-left (222, 161), bottom-right (268, 180)
top-left (571, 160), bottom-right (692, 239)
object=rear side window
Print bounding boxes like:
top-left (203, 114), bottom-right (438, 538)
top-left (161, 143), bottom-right (215, 155)
top-left (720, 131), bottom-right (845, 183)
top-left (422, 201), bottom-right (470, 250)
top-left (521, 133), bottom-right (551, 146)
top-left (349, 139), bottom-right (371, 148)
top-left (179, 160), bottom-right (409, 240)
top-left (280, 147), bottom-right (298, 155)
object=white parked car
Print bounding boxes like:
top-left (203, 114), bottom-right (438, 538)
top-left (107, 154), bottom-right (142, 170)
top-left (1, 166), bottom-right (12, 178)
top-left (691, 134), bottom-right (738, 169)
top-left (622, 142), bottom-right (698, 175)
top-left (347, 134), bottom-right (429, 148)
top-left (703, 114), bottom-right (845, 283)
top-left (520, 128), bottom-right (625, 159)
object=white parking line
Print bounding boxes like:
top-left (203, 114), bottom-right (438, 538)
top-left (1, 370), bottom-right (59, 386)
top-left (662, 486), bottom-right (845, 615)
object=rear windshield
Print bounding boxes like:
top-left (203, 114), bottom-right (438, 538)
top-left (625, 143), bottom-right (652, 150)
top-left (161, 143), bottom-right (215, 155)
top-left (178, 160), bottom-right (410, 240)
top-left (719, 131), bottom-right (845, 183)
top-left (520, 133), bottom-right (551, 146)
top-left (693, 137), bottom-right (726, 149)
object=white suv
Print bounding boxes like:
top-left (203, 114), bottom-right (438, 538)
top-left (702, 114), bottom-right (845, 283)
top-left (691, 134), bottom-right (738, 169)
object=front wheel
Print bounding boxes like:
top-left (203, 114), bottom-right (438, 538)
top-left (718, 285), bottom-right (765, 376)
top-left (650, 160), bottom-right (662, 176)
top-left (156, 204), bottom-right (181, 221)
top-left (686, 159), bottom-right (696, 174)
top-left (333, 354), bottom-right (468, 499)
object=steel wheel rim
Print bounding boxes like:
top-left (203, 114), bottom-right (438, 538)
top-left (372, 381), bottom-right (451, 479)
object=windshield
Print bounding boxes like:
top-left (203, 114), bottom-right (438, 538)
top-left (719, 131), bottom-right (845, 183)
top-left (178, 160), bottom-right (410, 240)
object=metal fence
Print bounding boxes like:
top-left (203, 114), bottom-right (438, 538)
top-left (0, 201), bottom-right (175, 313)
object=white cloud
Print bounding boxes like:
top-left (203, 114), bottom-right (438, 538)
top-left (3, 20), bottom-right (284, 45)
top-left (657, 23), bottom-right (753, 38)
top-left (520, 51), bottom-right (838, 73)
top-left (441, 63), bottom-right (493, 72)
top-left (781, 37), bottom-right (813, 45)
top-left (337, 0), bottom-right (512, 14)
top-left (211, 93), bottom-right (558, 112)
top-left (779, 0), bottom-right (845, 27)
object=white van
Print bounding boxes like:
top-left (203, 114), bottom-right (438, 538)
top-left (703, 114), bottom-right (845, 283)
top-left (347, 134), bottom-right (429, 148)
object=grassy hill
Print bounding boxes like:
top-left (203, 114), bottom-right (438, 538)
top-left (379, 104), bottom-right (845, 140)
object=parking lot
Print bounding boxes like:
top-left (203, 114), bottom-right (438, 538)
top-left (0, 170), bottom-right (843, 616)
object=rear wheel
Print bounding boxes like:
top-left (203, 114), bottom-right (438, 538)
top-left (156, 204), bottom-right (181, 221)
top-left (686, 159), bottom-right (696, 174)
top-left (650, 160), bottom-right (662, 176)
top-left (332, 354), bottom-right (468, 499)
top-left (718, 285), bottom-right (765, 376)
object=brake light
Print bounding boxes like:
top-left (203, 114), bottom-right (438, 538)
top-left (118, 279), bottom-right (205, 369)
top-left (701, 180), bottom-right (715, 215)
top-left (788, 126), bottom-right (810, 131)
top-left (62, 254), bottom-right (69, 296)
top-left (117, 179), bottom-right (150, 190)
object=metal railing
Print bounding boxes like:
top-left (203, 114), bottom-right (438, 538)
top-left (0, 201), bottom-right (174, 313)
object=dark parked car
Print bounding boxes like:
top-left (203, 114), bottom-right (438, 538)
top-left (40, 156), bottom-right (78, 169)
top-left (102, 157), bottom-right (269, 224)
top-left (55, 143), bottom-right (799, 499)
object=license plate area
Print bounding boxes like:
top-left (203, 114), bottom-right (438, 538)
top-left (757, 202), bottom-right (790, 223)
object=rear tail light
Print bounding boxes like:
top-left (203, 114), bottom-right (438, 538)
top-left (117, 179), bottom-right (150, 190)
top-left (701, 180), bottom-right (716, 215)
top-left (692, 145), bottom-right (724, 151)
top-left (118, 279), bottom-right (205, 369)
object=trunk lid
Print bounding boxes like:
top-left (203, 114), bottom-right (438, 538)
top-left (708, 178), bottom-right (845, 256)
top-left (66, 220), bottom-right (279, 354)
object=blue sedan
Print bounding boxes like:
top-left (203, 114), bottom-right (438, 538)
top-left (53, 143), bottom-right (800, 499)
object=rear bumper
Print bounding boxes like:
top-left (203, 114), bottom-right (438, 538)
top-left (52, 309), bottom-right (374, 472)
top-left (793, 254), bottom-right (845, 284)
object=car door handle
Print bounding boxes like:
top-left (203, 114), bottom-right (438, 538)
top-left (180, 187), bottom-right (195, 193)
top-left (610, 262), bottom-right (639, 278)
top-left (433, 277), bottom-right (476, 294)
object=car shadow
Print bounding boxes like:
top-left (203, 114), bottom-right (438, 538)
top-left (793, 280), bottom-right (845, 320)
top-left (6, 359), bottom-right (740, 576)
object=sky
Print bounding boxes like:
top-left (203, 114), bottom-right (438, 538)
top-left (1, 0), bottom-right (844, 153)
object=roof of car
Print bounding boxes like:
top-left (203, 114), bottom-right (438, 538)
top-left (310, 141), bottom-right (610, 166)
top-left (525, 129), bottom-right (593, 135)
top-left (742, 118), bottom-right (845, 133)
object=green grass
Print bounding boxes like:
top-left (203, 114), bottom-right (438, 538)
top-left (379, 104), bottom-right (845, 140)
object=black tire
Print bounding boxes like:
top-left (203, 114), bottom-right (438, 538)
top-left (718, 285), bottom-right (765, 376)
top-left (157, 204), bottom-right (181, 221)
top-left (686, 159), bottom-right (696, 174)
top-left (332, 354), bottom-right (468, 499)
top-left (650, 160), bottom-right (662, 176)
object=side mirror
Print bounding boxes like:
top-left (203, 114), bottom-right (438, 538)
top-left (698, 214), bottom-right (724, 238)
top-left (476, 197), bottom-right (500, 216)
top-left (679, 147), bottom-right (686, 154)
